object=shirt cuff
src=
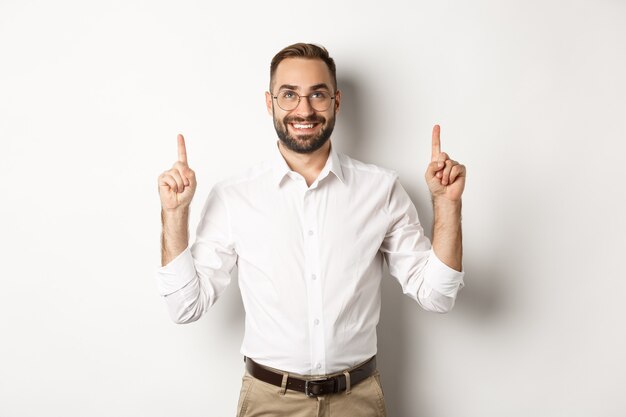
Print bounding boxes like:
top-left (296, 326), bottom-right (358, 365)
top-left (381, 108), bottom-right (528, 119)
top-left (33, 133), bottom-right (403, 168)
top-left (155, 246), bottom-right (196, 296)
top-left (425, 250), bottom-right (465, 297)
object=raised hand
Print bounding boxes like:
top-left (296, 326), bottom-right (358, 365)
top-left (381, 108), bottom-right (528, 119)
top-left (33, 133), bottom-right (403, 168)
top-left (158, 134), bottom-right (197, 210)
top-left (425, 125), bottom-right (466, 202)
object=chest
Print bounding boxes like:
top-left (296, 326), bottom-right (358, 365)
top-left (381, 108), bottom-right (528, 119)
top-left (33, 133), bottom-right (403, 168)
top-left (229, 179), bottom-right (391, 267)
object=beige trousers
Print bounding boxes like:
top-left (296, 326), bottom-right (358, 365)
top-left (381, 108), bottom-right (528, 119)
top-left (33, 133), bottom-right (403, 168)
top-left (235, 366), bottom-right (387, 417)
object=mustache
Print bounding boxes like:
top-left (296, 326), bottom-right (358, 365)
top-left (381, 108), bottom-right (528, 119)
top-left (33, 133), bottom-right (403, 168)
top-left (284, 116), bottom-right (325, 124)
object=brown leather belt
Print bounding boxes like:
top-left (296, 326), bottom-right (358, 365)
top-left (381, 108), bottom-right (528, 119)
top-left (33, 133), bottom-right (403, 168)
top-left (244, 356), bottom-right (377, 397)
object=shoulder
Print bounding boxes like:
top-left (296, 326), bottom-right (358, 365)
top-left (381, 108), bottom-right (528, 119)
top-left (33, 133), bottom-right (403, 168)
top-left (336, 151), bottom-right (399, 184)
top-left (211, 159), bottom-right (274, 195)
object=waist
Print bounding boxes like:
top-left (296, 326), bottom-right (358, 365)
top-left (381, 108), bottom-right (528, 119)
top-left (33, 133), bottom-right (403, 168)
top-left (244, 355), bottom-right (378, 397)
top-left (240, 345), bottom-right (378, 376)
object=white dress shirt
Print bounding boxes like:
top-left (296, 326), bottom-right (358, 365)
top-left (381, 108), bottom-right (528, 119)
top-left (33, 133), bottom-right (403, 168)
top-left (156, 141), bottom-right (464, 375)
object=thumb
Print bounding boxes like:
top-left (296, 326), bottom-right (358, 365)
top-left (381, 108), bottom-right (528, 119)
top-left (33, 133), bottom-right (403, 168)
top-left (425, 160), bottom-right (444, 179)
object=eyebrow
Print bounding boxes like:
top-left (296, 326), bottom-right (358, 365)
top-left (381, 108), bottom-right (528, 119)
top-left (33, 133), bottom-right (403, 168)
top-left (309, 83), bottom-right (331, 91)
top-left (277, 83), bottom-right (332, 92)
top-left (277, 84), bottom-right (299, 91)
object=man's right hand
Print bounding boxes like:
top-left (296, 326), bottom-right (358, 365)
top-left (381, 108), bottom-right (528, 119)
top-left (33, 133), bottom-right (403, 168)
top-left (158, 134), bottom-right (197, 210)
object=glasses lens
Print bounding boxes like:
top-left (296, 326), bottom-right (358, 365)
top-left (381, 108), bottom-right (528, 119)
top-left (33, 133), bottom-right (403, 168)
top-left (277, 90), bottom-right (298, 111)
top-left (309, 91), bottom-right (331, 111)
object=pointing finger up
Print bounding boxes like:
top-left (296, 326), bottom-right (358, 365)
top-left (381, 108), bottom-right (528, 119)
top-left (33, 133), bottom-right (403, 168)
top-left (431, 124), bottom-right (441, 162)
top-left (178, 133), bottom-right (188, 165)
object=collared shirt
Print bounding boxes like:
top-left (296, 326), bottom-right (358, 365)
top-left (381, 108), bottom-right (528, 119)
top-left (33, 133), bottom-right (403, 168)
top-left (156, 141), bottom-right (464, 375)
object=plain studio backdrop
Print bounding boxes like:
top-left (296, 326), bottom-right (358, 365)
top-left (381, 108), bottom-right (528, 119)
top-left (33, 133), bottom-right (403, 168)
top-left (1, 1), bottom-right (625, 416)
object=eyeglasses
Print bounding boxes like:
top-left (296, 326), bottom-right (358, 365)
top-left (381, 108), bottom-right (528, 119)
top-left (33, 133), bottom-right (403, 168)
top-left (272, 90), bottom-right (336, 112)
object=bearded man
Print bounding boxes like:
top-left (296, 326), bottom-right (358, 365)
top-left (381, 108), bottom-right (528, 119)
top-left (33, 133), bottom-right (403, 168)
top-left (156, 43), bottom-right (466, 417)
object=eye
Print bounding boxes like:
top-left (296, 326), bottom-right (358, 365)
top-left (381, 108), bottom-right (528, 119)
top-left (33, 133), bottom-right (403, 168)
top-left (281, 90), bottom-right (297, 100)
top-left (310, 91), bottom-right (327, 99)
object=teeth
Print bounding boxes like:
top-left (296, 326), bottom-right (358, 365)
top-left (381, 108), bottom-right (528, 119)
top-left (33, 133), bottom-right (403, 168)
top-left (293, 124), bottom-right (315, 129)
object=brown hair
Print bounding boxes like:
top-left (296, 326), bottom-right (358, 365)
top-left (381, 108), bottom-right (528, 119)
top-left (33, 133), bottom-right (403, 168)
top-left (269, 43), bottom-right (337, 91)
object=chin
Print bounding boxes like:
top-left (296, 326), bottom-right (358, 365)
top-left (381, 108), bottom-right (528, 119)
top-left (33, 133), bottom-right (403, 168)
top-left (280, 135), bottom-right (329, 154)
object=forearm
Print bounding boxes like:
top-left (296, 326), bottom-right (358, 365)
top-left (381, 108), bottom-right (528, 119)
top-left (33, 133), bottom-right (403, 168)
top-left (161, 207), bottom-right (190, 266)
top-left (431, 198), bottom-right (463, 271)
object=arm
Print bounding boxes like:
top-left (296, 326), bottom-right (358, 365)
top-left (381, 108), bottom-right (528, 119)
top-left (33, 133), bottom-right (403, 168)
top-left (156, 135), bottom-right (236, 324)
top-left (159, 134), bottom-right (195, 266)
top-left (380, 178), bottom-right (464, 313)
top-left (432, 199), bottom-right (462, 272)
top-left (380, 124), bottom-right (466, 313)
top-left (161, 206), bottom-right (189, 266)
top-left (426, 124), bottom-right (466, 272)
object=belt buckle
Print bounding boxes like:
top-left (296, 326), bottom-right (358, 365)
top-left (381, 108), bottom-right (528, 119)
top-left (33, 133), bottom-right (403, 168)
top-left (304, 378), bottom-right (334, 397)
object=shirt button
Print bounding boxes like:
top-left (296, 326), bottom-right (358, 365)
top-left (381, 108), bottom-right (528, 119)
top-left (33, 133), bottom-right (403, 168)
top-left (311, 274), bottom-right (317, 280)
top-left (316, 363), bottom-right (322, 369)
top-left (314, 318), bottom-right (319, 325)
top-left (308, 230), bottom-right (314, 236)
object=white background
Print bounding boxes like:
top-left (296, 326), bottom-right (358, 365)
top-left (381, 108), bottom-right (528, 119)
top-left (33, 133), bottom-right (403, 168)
top-left (1, 1), bottom-right (625, 416)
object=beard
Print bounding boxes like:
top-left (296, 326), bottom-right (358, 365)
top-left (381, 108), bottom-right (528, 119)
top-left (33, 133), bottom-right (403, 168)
top-left (273, 111), bottom-right (336, 154)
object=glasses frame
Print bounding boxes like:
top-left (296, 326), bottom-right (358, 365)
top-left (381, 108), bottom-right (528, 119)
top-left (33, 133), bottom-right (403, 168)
top-left (272, 90), bottom-right (337, 112)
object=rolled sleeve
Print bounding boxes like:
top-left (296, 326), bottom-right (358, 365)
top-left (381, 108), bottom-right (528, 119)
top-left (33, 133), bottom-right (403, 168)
top-left (424, 249), bottom-right (465, 298)
top-left (155, 246), bottom-right (196, 296)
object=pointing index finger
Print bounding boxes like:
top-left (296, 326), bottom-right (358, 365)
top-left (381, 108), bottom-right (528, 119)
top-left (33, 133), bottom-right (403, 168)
top-left (431, 124), bottom-right (441, 161)
top-left (177, 134), bottom-right (188, 164)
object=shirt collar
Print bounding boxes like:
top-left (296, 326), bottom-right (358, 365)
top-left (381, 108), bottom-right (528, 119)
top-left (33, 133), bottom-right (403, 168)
top-left (271, 141), bottom-right (345, 187)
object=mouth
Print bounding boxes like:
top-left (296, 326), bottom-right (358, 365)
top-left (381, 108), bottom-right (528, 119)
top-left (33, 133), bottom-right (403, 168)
top-left (288, 121), bottom-right (322, 134)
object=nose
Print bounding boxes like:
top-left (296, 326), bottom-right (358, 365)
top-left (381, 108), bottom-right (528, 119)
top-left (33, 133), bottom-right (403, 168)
top-left (294, 95), bottom-right (315, 117)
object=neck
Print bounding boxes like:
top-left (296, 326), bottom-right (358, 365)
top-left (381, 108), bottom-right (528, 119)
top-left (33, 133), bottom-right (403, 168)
top-left (278, 140), bottom-right (331, 186)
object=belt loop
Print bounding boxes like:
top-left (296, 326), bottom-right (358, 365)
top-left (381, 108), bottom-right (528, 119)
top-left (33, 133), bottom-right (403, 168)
top-left (343, 370), bottom-right (351, 395)
top-left (278, 372), bottom-right (289, 395)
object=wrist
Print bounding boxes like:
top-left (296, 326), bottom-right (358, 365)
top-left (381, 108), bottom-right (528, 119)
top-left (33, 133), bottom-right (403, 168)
top-left (432, 197), bottom-right (462, 211)
top-left (433, 198), bottom-right (462, 229)
top-left (161, 206), bottom-right (190, 231)
top-left (162, 205), bottom-right (189, 218)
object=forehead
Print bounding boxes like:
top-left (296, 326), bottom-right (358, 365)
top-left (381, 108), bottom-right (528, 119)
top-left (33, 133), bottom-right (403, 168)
top-left (272, 58), bottom-right (333, 90)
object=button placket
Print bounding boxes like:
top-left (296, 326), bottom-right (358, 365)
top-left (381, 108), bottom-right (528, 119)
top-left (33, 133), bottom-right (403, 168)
top-left (302, 189), bottom-right (326, 374)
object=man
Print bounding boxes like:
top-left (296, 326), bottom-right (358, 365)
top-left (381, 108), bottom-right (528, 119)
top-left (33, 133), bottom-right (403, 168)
top-left (156, 43), bottom-right (466, 417)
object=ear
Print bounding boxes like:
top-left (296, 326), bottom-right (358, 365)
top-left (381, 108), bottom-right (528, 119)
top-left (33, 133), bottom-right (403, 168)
top-left (265, 91), bottom-right (273, 115)
top-left (334, 90), bottom-right (342, 114)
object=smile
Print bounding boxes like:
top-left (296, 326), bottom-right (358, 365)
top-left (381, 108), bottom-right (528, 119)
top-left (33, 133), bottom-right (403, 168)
top-left (290, 123), bottom-right (319, 130)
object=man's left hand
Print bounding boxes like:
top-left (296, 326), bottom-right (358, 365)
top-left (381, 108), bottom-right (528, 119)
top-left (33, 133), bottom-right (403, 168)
top-left (425, 124), bottom-right (466, 202)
